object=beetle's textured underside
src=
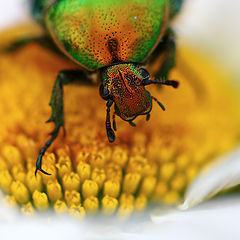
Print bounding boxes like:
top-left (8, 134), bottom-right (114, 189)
top-left (45, 0), bottom-right (169, 71)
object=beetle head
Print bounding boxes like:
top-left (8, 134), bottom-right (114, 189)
top-left (100, 63), bottom-right (152, 122)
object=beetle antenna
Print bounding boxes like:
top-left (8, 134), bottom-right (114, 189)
top-left (143, 78), bottom-right (179, 88)
top-left (152, 96), bottom-right (166, 111)
top-left (106, 99), bottom-right (115, 142)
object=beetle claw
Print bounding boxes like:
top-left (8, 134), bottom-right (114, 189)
top-left (107, 129), bottom-right (115, 142)
top-left (35, 167), bottom-right (51, 176)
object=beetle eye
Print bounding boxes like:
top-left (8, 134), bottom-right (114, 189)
top-left (140, 68), bottom-right (150, 79)
top-left (99, 84), bottom-right (110, 100)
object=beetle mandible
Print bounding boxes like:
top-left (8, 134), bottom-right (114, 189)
top-left (23, 0), bottom-right (183, 175)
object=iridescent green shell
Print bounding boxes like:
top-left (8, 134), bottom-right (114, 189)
top-left (45, 0), bottom-right (170, 71)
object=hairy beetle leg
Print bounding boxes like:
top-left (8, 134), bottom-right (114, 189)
top-left (112, 112), bottom-right (117, 131)
top-left (35, 70), bottom-right (93, 176)
top-left (106, 100), bottom-right (115, 142)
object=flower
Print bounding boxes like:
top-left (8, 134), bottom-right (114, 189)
top-left (0, 25), bottom-right (239, 218)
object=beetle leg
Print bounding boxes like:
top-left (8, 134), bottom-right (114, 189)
top-left (147, 28), bottom-right (176, 81)
top-left (129, 121), bottom-right (136, 127)
top-left (146, 113), bottom-right (151, 121)
top-left (112, 112), bottom-right (117, 131)
top-left (169, 0), bottom-right (184, 19)
top-left (152, 96), bottom-right (166, 111)
top-left (106, 99), bottom-right (115, 142)
top-left (2, 35), bottom-right (61, 55)
top-left (35, 70), bottom-right (93, 176)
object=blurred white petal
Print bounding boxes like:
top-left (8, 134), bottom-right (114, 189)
top-left (151, 196), bottom-right (240, 240)
top-left (180, 147), bottom-right (240, 210)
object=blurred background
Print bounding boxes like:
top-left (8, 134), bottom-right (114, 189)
top-left (0, 0), bottom-right (239, 80)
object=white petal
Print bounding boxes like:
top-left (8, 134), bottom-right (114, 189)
top-left (180, 147), bottom-right (240, 210)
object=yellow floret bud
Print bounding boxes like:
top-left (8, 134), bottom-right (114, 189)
top-left (131, 144), bottom-right (146, 156)
top-left (103, 180), bottom-right (120, 198)
top-left (127, 155), bottom-right (147, 174)
top-left (46, 180), bottom-right (63, 202)
top-left (83, 196), bottom-right (99, 213)
top-left (142, 161), bottom-right (158, 177)
top-left (163, 191), bottom-right (180, 205)
top-left (91, 168), bottom-right (106, 189)
top-left (42, 152), bottom-right (56, 166)
top-left (64, 190), bottom-right (81, 206)
top-left (171, 174), bottom-right (187, 191)
top-left (186, 165), bottom-right (198, 182)
top-left (140, 176), bottom-right (157, 196)
top-left (89, 151), bottom-right (106, 168)
top-left (32, 190), bottom-right (49, 210)
top-left (82, 179), bottom-right (99, 199)
top-left (2, 145), bottom-right (22, 166)
top-left (77, 162), bottom-right (91, 182)
top-left (158, 142), bottom-right (177, 162)
top-left (99, 146), bottom-right (112, 162)
top-left (153, 181), bottom-right (168, 200)
top-left (112, 147), bottom-right (128, 167)
top-left (0, 170), bottom-right (12, 193)
top-left (62, 172), bottom-right (80, 191)
top-left (160, 162), bottom-right (176, 181)
top-left (146, 137), bottom-right (163, 160)
top-left (176, 154), bottom-right (190, 170)
top-left (69, 204), bottom-right (85, 218)
top-left (11, 164), bottom-right (26, 183)
top-left (122, 173), bottom-right (141, 194)
top-left (56, 146), bottom-right (70, 158)
top-left (119, 193), bottom-right (134, 205)
top-left (75, 150), bottom-right (90, 164)
top-left (102, 195), bottom-right (118, 215)
top-left (10, 180), bottom-right (29, 204)
top-left (0, 156), bottom-right (8, 171)
top-left (105, 163), bottom-right (122, 182)
top-left (56, 156), bottom-right (72, 178)
top-left (26, 167), bottom-right (43, 193)
top-left (21, 202), bottom-right (34, 216)
top-left (135, 194), bottom-right (147, 211)
top-left (53, 200), bottom-right (68, 214)
top-left (118, 203), bottom-right (134, 218)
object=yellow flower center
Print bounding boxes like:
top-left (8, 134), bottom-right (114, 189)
top-left (0, 25), bottom-right (239, 218)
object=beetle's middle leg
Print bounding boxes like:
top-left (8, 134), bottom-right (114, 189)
top-left (147, 28), bottom-right (176, 81)
top-left (1, 35), bottom-right (62, 56)
top-left (35, 70), bottom-right (93, 175)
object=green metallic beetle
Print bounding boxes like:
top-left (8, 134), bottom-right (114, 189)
top-left (11, 0), bottom-right (183, 174)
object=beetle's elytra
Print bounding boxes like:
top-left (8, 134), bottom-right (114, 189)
top-left (28, 0), bottom-right (183, 175)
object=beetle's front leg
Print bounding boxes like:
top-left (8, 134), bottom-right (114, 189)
top-left (1, 35), bottom-right (61, 55)
top-left (148, 28), bottom-right (176, 81)
top-left (35, 70), bottom-right (93, 175)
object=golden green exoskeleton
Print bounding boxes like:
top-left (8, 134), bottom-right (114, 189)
top-left (24, 0), bottom-right (183, 175)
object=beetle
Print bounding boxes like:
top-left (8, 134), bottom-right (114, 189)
top-left (9, 0), bottom-right (183, 175)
